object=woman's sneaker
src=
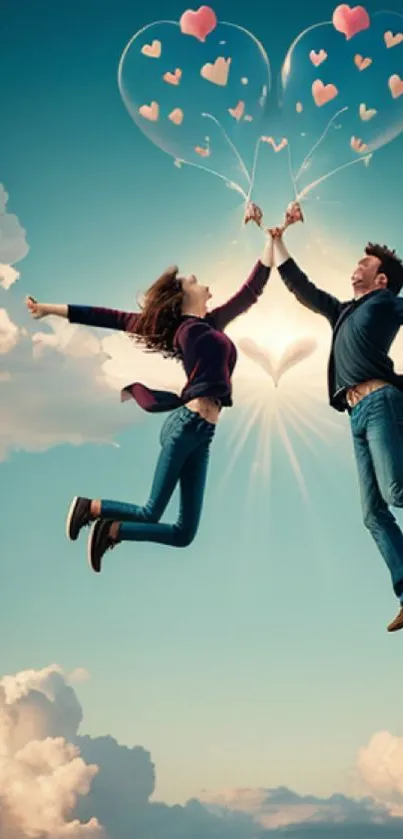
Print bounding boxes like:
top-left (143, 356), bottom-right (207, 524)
top-left (87, 520), bottom-right (116, 573)
top-left (66, 497), bottom-right (92, 541)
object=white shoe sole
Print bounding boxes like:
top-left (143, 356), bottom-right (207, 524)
top-left (66, 496), bottom-right (79, 541)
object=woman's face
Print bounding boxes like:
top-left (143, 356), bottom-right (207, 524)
top-left (181, 274), bottom-right (212, 309)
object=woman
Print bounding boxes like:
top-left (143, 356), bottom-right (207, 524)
top-left (26, 237), bottom-right (274, 572)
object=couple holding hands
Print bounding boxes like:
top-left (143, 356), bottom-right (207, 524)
top-left (26, 201), bottom-right (403, 632)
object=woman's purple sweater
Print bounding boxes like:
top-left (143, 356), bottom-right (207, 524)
top-left (68, 259), bottom-right (271, 412)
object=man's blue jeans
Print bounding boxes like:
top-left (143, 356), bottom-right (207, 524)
top-left (350, 385), bottom-right (403, 600)
top-left (101, 406), bottom-right (215, 548)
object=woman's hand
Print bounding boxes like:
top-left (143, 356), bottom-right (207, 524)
top-left (244, 201), bottom-right (264, 227)
top-left (25, 298), bottom-right (69, 320)
top-left (25, 296), bottom-right (46, 319)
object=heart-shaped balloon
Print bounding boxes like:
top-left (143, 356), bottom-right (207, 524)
top-left (280, 8), bottom-right (403, 202)
top-left (179, 6), bottom-right (217, 42)
top-left (118, 10), bottom-right (272, 197)
top-left (332, 4), bottom-right (370, 40)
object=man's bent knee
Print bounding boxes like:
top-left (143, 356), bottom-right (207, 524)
top-left (363, 507), bottom-right (393, 533)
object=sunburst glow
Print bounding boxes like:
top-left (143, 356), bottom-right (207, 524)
top-left (222, 372), bottom-right (343, 498)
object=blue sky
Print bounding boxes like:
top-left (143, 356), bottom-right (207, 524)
top-left (1, 0), bottom-right (403, 835)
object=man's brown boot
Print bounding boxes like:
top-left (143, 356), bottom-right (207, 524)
top-left (387, 606), bottom-right (403, 632)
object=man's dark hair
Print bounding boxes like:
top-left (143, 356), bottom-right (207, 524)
top-left (365, 242), bottom-right (403, 295)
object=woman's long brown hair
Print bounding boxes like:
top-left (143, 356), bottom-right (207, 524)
top-left (131, 266), bottom-right (185, 358)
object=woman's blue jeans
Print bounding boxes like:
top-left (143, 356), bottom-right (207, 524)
top-left (350, 385), bottom-right (403, 600)
top-left (101, 406), bottom-right (216, 548)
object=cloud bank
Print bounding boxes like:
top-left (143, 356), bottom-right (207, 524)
top-left (1, 664), bottom-right (403, 839)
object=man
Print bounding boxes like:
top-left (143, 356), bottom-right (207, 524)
top-left (271, 213), bottom-right (403, 632)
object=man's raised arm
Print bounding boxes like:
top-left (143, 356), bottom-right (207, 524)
top-left (274, 233), bottom-right (344, 327)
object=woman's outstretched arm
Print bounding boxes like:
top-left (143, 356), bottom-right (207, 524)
top-left (209, 237), bottom-right (274, 331)
top-left (26, 296), bottom-right (139, 332)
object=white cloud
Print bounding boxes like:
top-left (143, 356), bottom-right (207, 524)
top-left (0, 185), bottom-right (29, 267)
top-left (0, 309), bottom-right (19, 355)
top-left (0, 302), bottom-right (185, 461)
top-left (100, 331), bottom-right (183, 392)
top-left (200, 786), bottom-right (387, 830)
top-left (32, 318), bottom-right (104, 360)
top-left (0, 737), bottom-right (105, 839)
top-left (0, 664), bottom-right (83, 745)
top-left (358, 731), bottom-right (403, 815)
top-left (0, 315), bottom-right (134, 460)
top-left (0, 666), bottom-right (105, 839)
top-left (0, 264), bottom-right (20, 290)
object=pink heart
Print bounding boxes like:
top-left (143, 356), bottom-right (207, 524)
top-left (354, 53), bottom-right (372, 70)
top-left (179, 6), bottom-right (217, 42)
top-left (140, 40), bottom-right (162, 59)
top-left (261, 136), bottom-right (288, 152)
top-left (195, 144), bottom-right (210, 157)
top-left (163, 68), bottom-right (182, 86)
top-left (351, 136), bottom-right (369, 153)
top-left (309, 49), bottom-right (328, 67)
top-left (312, 79), bottom-right (339, 107)
top-left (138, 101), bottom-right (159, 122)
top-left (385, 30), bottom-right (403, 49)
top-left (389, 74), bottom-right (403, 99)
top-left (228, 100), bottom-right (245, 121)
top-left (332, 4), bottom-right (370, 40)
top-left (168, 108), bottom-right (184, 126)
top-left (200, 57), bottom-right (231, 87)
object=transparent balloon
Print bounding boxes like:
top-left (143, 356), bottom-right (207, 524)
top-left (118, 13), bottom-right (272, 200)
top-left (280, 9), bottom-right (403, 203)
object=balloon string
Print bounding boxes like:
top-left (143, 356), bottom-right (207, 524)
top-left (202, 112), bottom-right (252, 188)
top-left (247, 135), bottom-right (298, 208)
top-left (286, 141), bottom-right (298, 201)
top-left (178, 158), bottom-right (248, 199)
top-left (294, 107), bottom-right (349, 182)
top-left (246, 138), bottom-right (264, 203)
top-left (296, 154), bottom-right (369, 201)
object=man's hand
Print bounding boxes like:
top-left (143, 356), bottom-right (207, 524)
top-left (268, 201), bottom-right (303, 240)
top-left (25, 296), bottom-right (46, 319)
top-left (285, 201), bottom-right (304, 227)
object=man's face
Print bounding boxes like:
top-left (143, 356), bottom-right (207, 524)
top-left (351, 254), bottom-right (387, 298)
